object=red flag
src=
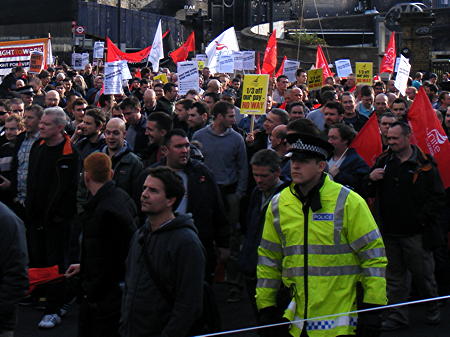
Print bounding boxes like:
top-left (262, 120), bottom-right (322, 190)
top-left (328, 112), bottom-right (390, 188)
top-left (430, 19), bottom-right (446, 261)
top-left (28, 265), bottom-right (64, 293)
top-left (315, 45), bottom-right (333, 84)
top-left (275, 56), bottom-right (287, 78)
top-left (408, 87), bottom-right (450, 188)
top-left (262, 30), bottom-right (277, 75)
top-left (162, 30), bottom-right (170, 39)
top-left (350, 114), bottom-right (383, 166)
top-left (106, 37), bottom-right (151, 63)
top-left (135, 68), bottom-right (142, 78)
top-left (380, 32), bottom-right (396, 74)
top-left (170, 32), bottom-right (195, 64)
top-left (256, 51), bottom-right (261, 74)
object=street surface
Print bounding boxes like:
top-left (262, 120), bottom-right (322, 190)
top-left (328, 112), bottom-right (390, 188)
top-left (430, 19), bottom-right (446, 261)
top-left (16, 284), bottom-right (450, 337)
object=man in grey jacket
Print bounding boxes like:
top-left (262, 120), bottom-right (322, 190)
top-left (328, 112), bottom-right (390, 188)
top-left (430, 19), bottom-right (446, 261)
top-left (0, 202), bottom-right (28, 337)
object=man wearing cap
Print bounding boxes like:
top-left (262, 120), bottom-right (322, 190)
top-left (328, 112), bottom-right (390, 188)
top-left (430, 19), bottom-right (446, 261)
top-left (14, 85), bottom-right (34, 108)
top-left (256, 132), bottom-right (387, 337)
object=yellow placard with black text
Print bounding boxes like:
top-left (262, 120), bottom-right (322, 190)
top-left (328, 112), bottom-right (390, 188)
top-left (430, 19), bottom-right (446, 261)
top-left (355, 62), bottom-right (373, 85)
top-left (307, 68), bottom-right (323, 90)
top-left (154, 73), bottom-right (168, 84)
top-left (240, 74), bottom-right (269, 115)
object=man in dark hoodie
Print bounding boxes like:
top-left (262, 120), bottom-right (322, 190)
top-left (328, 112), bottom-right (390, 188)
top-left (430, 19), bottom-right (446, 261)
top-left (120, 166), bottom-right (205, 337)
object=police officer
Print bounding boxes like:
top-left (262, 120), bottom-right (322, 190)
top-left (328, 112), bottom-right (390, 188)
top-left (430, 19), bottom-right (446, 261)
top-left (256, 132), bottom-right (387, 337)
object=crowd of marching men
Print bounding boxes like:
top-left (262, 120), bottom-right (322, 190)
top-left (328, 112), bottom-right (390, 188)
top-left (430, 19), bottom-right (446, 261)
top-left (0, 61), bottom-right (449, 336)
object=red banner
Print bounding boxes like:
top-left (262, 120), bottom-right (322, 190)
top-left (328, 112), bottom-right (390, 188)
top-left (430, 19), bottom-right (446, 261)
top-left (380, 32), bottom-right (396, 74)
top-left (106, 37), bottom-right (151, 63)
top-left (315, 45), bottom-right (333, 84)
top-left (350, 113), bottom-right (383, 167)
top-left (262, 30), bottom-right (277, 76)
top-left (408, 87), bottom-right (450, 188)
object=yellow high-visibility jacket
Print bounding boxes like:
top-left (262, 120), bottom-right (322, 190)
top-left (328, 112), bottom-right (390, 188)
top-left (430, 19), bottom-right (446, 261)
top-left (256, 175), bottom-right (387, 337)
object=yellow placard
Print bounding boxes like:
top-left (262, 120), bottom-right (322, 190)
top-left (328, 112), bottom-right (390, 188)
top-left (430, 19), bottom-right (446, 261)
top-left (154, 73), bottom-right (168, 84)
top-left (240, 74), bottom-right (270, 115)
top-left (355, 62), bottom-right (373, 85)
top-left (307, 68), bottom-right (323, 91)
top-left (197, 60), bottom-right (205, 71)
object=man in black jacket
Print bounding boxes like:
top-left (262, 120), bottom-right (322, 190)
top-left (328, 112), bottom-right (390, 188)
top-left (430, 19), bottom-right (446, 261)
top-left (149, 129), bottom-right (229, 282)
top-left (26, 107), bottom-right (80, 328)
top-left (0, 202), bottom-right (28, 336)
top-left (65, 152), bottom-right (137, 337)
top-left (120, 166), bottom-right (205, 337)
top-left (366, 121), bottom-right (445, 331)
top-left (238, 149), bottom-right (288, 315)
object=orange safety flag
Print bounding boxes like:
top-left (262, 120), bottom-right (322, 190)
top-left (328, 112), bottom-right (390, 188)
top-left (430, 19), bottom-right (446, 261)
top-left (170, 32), bottom-right (195, 64)
top-left (380, 32), bottom-right (396, 74)
top-left (261, 30), bottom-right (277, 75)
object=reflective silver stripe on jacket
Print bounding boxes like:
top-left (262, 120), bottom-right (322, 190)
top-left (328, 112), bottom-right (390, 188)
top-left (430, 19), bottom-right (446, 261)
top-left (333, 186), bottom-right (351, 244)
top-left (282, 265), bottom-right (361, 278)
top-left (350, 228), bottom-right (382, 251)
top-left (260, 238), bottom-right (283, 254)
top-left (271, 193), bottom-right (285, 247)
top-left (284, 244), bottom-right (353, 256)
top-left (357, 247), bottom-right (386, 261)
top-left (258, 255), bottom-right (282, 269)
top-left (257, 278), bottom-right (281, 288)
top-left (363, 267), bottom-right (386, 278)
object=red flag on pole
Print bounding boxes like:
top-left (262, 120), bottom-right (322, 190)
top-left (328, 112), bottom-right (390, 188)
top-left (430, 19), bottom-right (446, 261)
top-left (106, 37), bottom-right (152, 63)
top-left (408, 87), bottom-right (450, 188)
top-left (380, 32), bottom-right (396, 74)
top-left (275, 56), bottom-right (287, 78)
top-left (315, 45), bottom-right (333, 84)
top-left (170, 32), bottom-right (196, 64)
top-left (350, 113), bottom-right (383, 167)
top-left (256, 51), bottom-right (261, 74)
top-left (262, 30), bottom-right (277, 75)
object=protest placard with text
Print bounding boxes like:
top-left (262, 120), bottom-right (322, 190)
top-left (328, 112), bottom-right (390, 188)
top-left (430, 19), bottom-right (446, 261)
top-left (394, 55), bottom-right (411, 96)
top-left (29, 52), bottom-right (44, 74)
top-left (242, 51), bottom-right (256, 71)
top-left (233, 51), bottom-right (244, 71)
top-left (335, 59), bottom-right (352, 78)
top-left (93, 41), bottom-right (105, 59)
top-left (154, 73), bottom-right (169, 84)
top-left (355, 62), bottom-right (373, 85)
top-left (104, 61), bottom-right (123, 95)
top-left (240, 74), bottom-right (269, 115)
top-left (283, 60), bottom-right (300, 82)
top-left (218, 54), bottom-right (234, 73)
top-left (177, 61), bottom-right (199, 95)
top-left (307, 68), bottom-right (323, 90)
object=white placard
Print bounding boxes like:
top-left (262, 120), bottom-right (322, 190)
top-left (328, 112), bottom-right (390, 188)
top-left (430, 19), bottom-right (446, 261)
top-left (218, 54), bottom-right (234, 73)
top-left (394, 57), bottom-right (401, 73)
top-left (283, 60), bottom-right (300, 82)
top-left (177, 61), bottom-right (199, 95)
top-left (81, 53), bottom-right (90, 68)
top-left (71, 53), bottom-right (83, 70)
top-left (93, 41), bottom-right (105, 59)
top-left (242, 51), bottom-right (256, 71)
top-left (195, 54), bottom-right (207, 61)
top-left (119, 60), bottom-right (132, 80)
top-left (394, 55), bottom-right (411, 96)
top-left (335, 59), bottom-right (353, 78)
top-left (104, 61), bottom-right (123, 95)
top-left (233, 51), bottom-right (244, 71)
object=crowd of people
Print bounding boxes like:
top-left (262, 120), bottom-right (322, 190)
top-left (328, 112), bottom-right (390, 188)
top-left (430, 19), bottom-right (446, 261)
top-left (0, 61), bottom-right (449, 337)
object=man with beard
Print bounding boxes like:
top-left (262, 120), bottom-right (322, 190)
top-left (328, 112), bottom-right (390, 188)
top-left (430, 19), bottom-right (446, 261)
top-left (74, 108), bottom-right (106, 160)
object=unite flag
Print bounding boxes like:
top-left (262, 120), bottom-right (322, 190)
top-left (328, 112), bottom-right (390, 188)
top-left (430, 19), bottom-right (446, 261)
top-left (408, 87), bottom-right (450, 188)
top-left (205, 27), bottom-right (240, 73)
top-left (380, 32), bottom-right (396, 74)
top-left (261, 30), bottom-right (277, 76)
